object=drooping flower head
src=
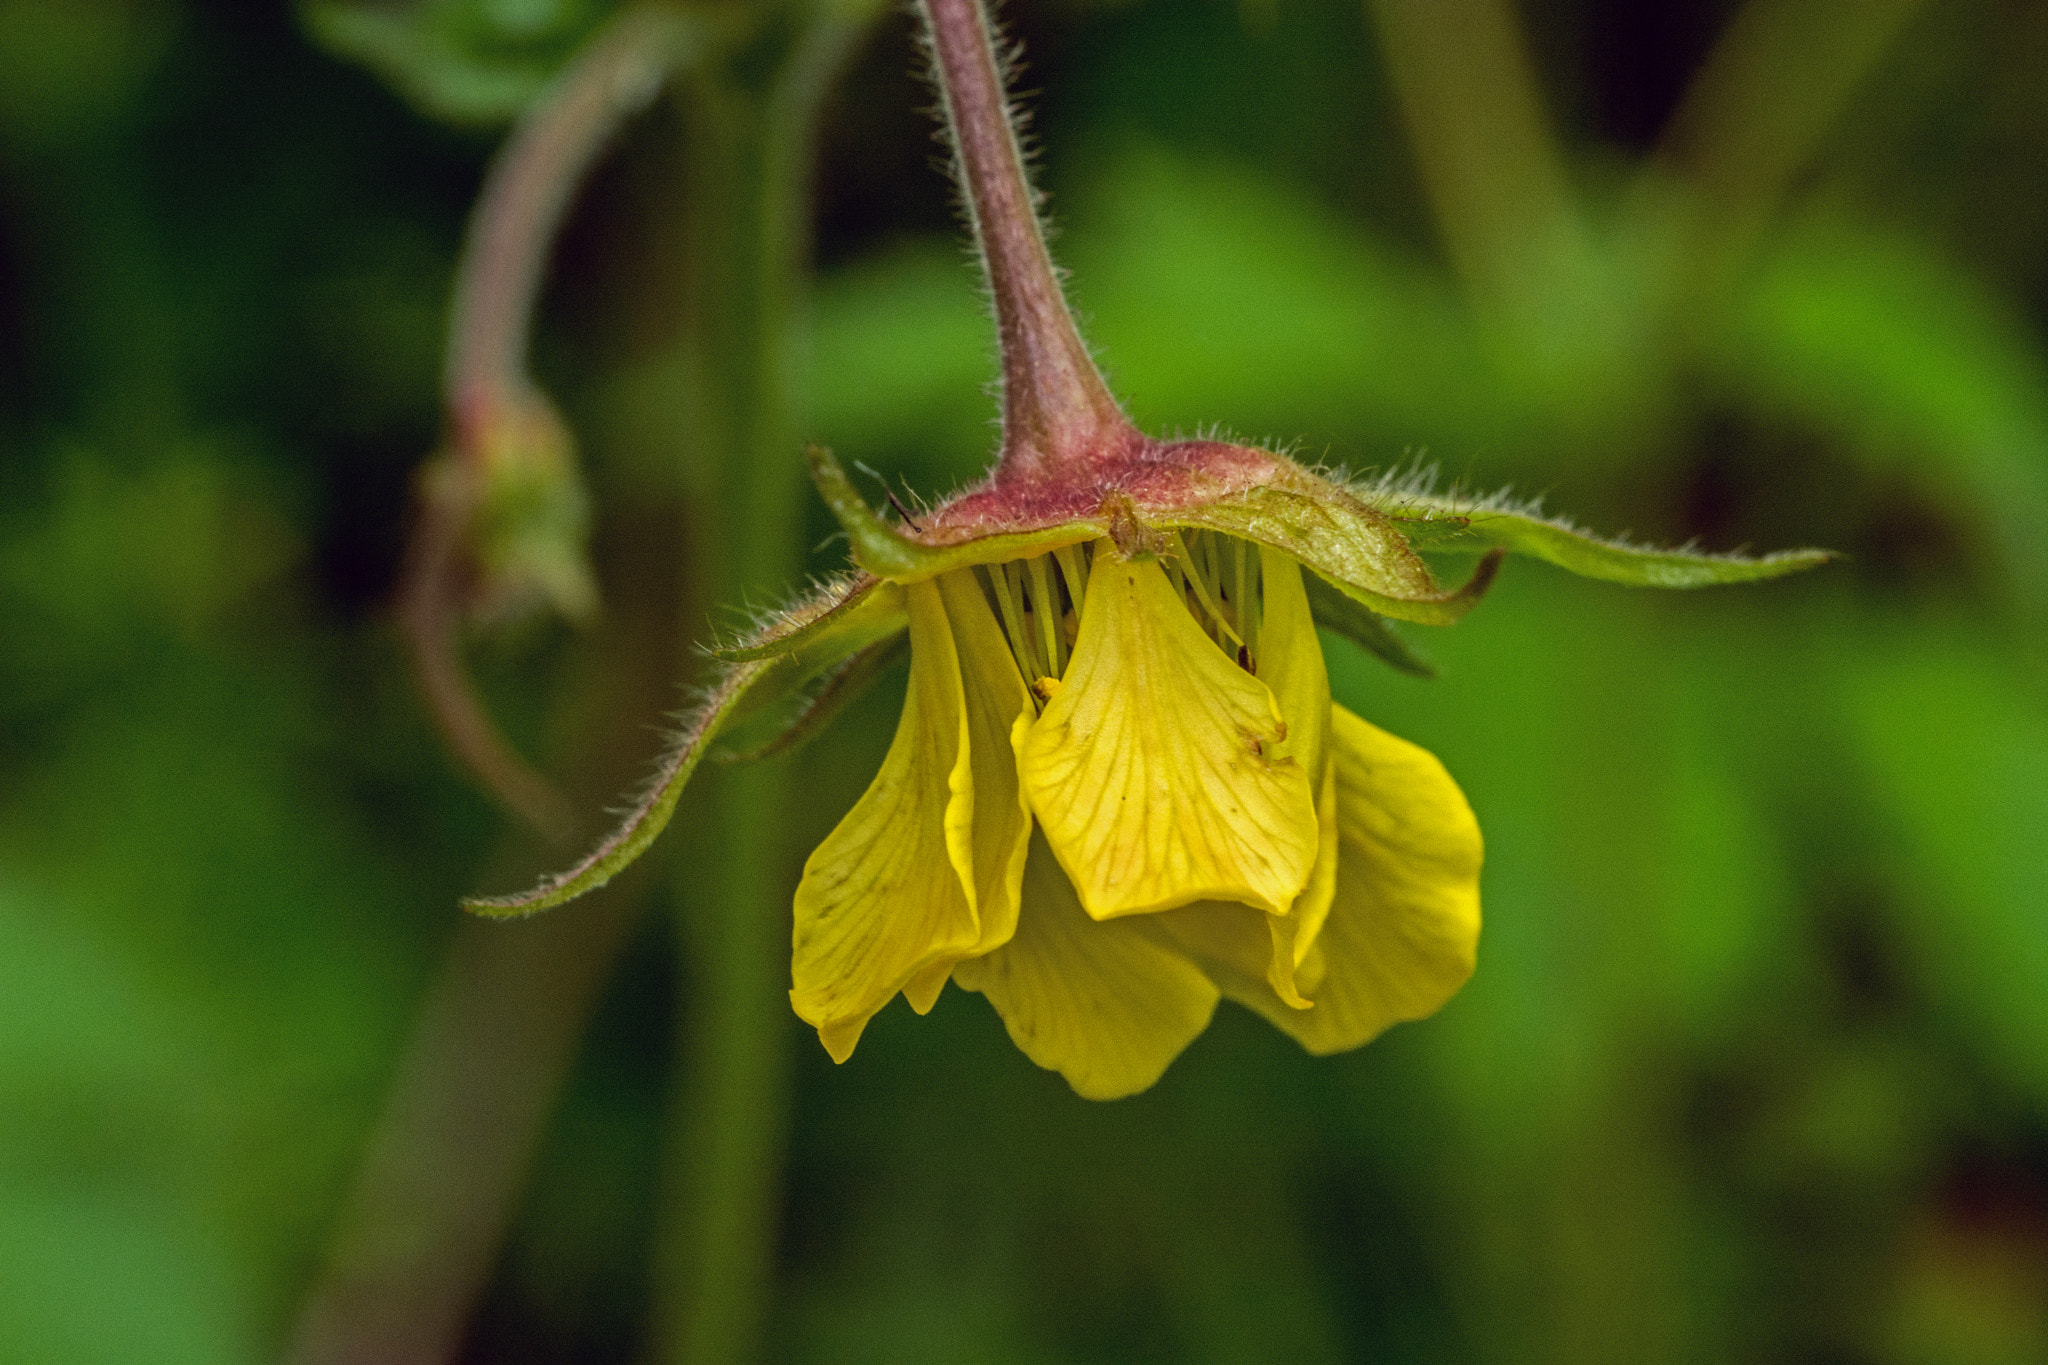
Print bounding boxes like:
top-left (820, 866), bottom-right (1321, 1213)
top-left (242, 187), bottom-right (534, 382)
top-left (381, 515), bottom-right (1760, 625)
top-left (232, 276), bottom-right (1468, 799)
top-left (469, 0), bottom-right (1829, 1098)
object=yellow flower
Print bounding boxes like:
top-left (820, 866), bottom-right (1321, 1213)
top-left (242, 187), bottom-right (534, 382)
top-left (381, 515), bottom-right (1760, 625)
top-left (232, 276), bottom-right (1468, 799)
top-left (467, 439), bottom-right (1821, 1098)
top-left (463, 0), bottom-right (1829, 1102)
top-left (790, 531), bottom-right (1482, 1099)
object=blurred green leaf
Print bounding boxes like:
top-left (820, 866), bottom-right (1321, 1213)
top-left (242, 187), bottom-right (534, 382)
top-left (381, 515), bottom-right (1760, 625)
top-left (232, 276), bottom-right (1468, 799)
top-left (0, 0), bottom-right (171, 151)
top-left (808, 246), bottom-right (997, 489)
top-left (1712, 220), bottom-right (2048, 606)
top-left (1844, 634), bottom-right (2048, 1114)
top-left (1063, 148), bottom-right (1505, 459)
top-left (0, 1186), bottom-right (254, 1365)
top-left (303, 0), bottom-right (614, 124)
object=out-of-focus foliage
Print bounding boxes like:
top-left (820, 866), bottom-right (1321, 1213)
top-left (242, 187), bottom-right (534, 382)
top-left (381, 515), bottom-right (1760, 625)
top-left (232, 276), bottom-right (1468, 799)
top-left (304, 0), bottom-right (618, 124)
top-left (4, 1), bottom-right (2048, 1362)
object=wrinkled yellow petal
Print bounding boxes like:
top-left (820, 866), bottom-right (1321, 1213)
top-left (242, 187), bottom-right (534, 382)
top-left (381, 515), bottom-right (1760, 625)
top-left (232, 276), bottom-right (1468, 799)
top-left (1162, 754), bottom-right (1341, 1009)
top-left (940, 568), bottom-right (1036, 958)
top-left (1021, 551), bottom-right (1319, 919)
top-left (1159, 552), bottom-right (1339, 1008)
top-left (1253, 547), bottom-right (1330, 786)
top-left (953, 834), bottom-right (1220, 1100)
top-left (1288, 755), bottom-right (1342, 969)
top-left (791, 576), bottom-right (1030, 1061)
top-left (1159, 898), bottom-right (1297, 1006)
top-left (900, 957), bottom-right (952, 1016)
top-left (1227, 704), bottom-right (1482, 1055)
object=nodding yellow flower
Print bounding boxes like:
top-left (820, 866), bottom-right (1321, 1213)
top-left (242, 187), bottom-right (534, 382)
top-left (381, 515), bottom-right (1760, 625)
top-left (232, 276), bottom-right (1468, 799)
top-left (791, 532), bottom-right (1482, 1099)
top-left (463, 0), bottom-right (1828, 1102)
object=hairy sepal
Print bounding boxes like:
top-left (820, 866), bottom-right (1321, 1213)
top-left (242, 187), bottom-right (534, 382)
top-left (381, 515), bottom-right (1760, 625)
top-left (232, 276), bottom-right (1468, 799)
top-left (464, 657), bottom-right (772, 916)
top-left (1362, 483), bottom-right (1834, 588)
top-left (467, 575), bottom-right (905, 916)
top-left (713, 632), bottom-right (909, 763)
top-left (706, 572), bottom-right (905, 662)
top-left (1165, 486), bottom-right (1498, 625)
top-left (715, 590), bottom-right (910, 750)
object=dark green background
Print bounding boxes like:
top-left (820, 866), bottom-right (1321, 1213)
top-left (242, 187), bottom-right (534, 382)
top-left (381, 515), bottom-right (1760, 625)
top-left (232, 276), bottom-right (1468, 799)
top-left (3, 0), bottom-right (2046, 1360)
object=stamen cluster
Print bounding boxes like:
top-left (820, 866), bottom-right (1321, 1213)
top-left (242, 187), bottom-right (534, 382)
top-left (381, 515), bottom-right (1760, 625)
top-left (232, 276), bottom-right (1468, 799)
top-left (981, 531), bottom-right (1273, 711)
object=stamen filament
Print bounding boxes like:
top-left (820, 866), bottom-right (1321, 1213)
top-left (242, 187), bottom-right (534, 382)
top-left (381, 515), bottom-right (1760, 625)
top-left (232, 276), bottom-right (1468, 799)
top-left (1232, 537), bottom-right (1248, 645)
top-left (1053, 543), bottom-right (1089, 617)
top-left (1169, 530), bottom-right (1243, 650)
top-left (1202, 536), bottom-right (1229, 622)
top-left (1243, 547), bottom-right (1263, 664)
top-left (988, 562), bottom-right (1040, 681)
top-left (1028, 554), bottom-right (1064, 676)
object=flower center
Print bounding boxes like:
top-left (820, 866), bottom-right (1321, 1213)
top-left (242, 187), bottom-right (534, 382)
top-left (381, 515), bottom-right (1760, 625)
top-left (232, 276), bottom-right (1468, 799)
top-left (976, 531), bottom-right (1267, 709)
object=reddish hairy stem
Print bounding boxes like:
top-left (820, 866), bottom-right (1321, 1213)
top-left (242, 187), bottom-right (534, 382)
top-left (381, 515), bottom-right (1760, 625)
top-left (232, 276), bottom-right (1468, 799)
top-left (920, 0), bottom-right (1131, 483)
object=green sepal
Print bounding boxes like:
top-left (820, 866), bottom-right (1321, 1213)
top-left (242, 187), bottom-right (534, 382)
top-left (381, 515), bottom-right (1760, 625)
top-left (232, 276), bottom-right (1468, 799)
top-left (463, 657), bottom-right (772, 917)
top-left (713, 578), bottom-right (907, 739)
top-left (808, 445), bottom-right (1101, 579)
top-left (707, 574), bottom-right (906, 664)
top-left (466, 574), bottom-right (904, 917)
top-left (713, 632), bottom-right (909, 763)
top-left (1304, 573), bottom-right (1436, 678)
top-left (1164, 486), bottom-right (1498, 626)
top-left (1363, 486), bottom-right (1835, 588)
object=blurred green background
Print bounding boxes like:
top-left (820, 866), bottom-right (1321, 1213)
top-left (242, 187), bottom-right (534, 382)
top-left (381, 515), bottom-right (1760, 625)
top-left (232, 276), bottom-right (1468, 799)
top-left (4, 0), bottom-right (2047, 1361)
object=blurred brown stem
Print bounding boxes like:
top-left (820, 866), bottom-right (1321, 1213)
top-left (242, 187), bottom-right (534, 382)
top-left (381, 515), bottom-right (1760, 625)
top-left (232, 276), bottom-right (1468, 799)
top-left (446, 8), bottom-right (694, 440)
top-left (286, 14), bottom-right (707, 1365)
top-left (395, 464), bottom-right (577, 841)
top-left (398, 7), bottom-right (696, 840)
top-left (279, 883), bottom-right (646, 1365)
top-left (289, 475), bottom-right (694, 1362)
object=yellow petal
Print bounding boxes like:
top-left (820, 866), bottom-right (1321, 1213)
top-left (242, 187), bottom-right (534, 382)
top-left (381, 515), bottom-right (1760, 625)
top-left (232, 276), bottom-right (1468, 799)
top-left (1256, 547), bottom-right (1340, 981)
top-left (902, 570), bottom-right (1039, 1016)
top-left (901, 959), bottom-right (951, 1015)
top-left (1288, 755), bottom-right (1342, 968)
top-left (1157, 549), bottom-right (1342, 1006)
top-left (1159, 898), bottom-right (1297, 1006)
top-left (953, 834), bottom-right (1220, 1100)
top-left (1020, 551), bottom-right (1319, 919)
top-left (1253, 547), bottom-right (1330, 786)
top-left (1162, 754), bottom-right (1342, 1009)
top-left (1230, 704), bottom-right (1483, 1055)
top-left (940, 568), bottom-right (1036, 959)
top-left (794, 577), bottom-right (1032, 1055)
top-left (1158, 550), bottom-right (1341, 1007)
